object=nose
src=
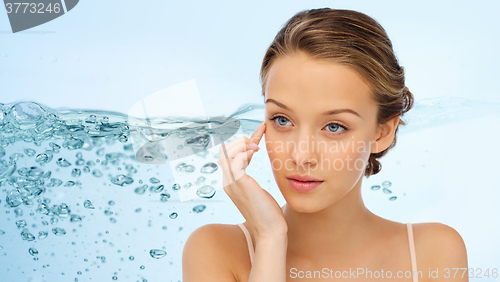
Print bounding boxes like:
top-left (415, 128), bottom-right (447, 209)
top-left (289, 129), bottom-right (319, 167)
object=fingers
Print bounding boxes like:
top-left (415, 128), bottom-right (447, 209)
top-left (219, 137), bottom-right (259, 162)
top-left (218, 149), bottom-right (254, 190)
top-left (249, 121), bottom-right (266, 147)
top-left (217, 122), bottom-right (265, 189)
top-left (232, 150), bottom-right (254, 178)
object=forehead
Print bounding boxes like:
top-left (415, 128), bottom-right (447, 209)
top-left (264, 52), bottom-right (375, 113)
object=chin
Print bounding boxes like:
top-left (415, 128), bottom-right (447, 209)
top-left (282, 194), bottom-right (328, 214)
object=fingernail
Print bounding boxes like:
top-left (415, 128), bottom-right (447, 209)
top-left (259, 121), bottom-right (265, 127)
top-left (249, 143), bottom-right (259, 148)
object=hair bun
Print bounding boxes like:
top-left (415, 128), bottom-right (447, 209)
top-left (401, 86), bottom-right (414, 115)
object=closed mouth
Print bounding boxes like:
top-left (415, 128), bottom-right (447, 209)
top-left (287, 178), bottom-right (323, 182)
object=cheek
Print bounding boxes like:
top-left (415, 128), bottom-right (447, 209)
top-left (264, 133), bottom-right (285, 172)
top-left (320, 139), bottom-right (370, 174)
top-left (267, 150), bottom-right (288, 174)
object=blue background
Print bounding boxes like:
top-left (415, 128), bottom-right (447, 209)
top-left (1, 0), bottom-right (499, 281)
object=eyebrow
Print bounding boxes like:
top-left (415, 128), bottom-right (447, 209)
top-left (265, 98), bottom-right (363, 119)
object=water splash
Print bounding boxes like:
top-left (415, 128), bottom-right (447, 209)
top-left (0, 96), bottom-right (497, 280)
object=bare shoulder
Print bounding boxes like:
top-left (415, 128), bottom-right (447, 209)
top-left (182, 223), bottom-right (244, 282)
top-left (413, 222), bottom-right (469, 281)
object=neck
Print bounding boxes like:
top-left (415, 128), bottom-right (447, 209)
top-left (282, 178), bottom-right (383, 262)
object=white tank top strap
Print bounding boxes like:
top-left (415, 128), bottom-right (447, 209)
top-left (237, 223), bottom-right (254, 265)
top-left (406, 222), bottom-right (419, 282)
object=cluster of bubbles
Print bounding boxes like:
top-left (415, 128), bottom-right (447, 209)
top-left (0, 101), bottom-right (244, 281)
top-left (370, 180), bottom-right (398, 201)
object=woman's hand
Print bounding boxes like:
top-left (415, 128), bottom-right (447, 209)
top-left (217, 121), bottom-right (287, 239)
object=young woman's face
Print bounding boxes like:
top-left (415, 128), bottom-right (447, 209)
top-left (263, 51), bottom-right (382, 213)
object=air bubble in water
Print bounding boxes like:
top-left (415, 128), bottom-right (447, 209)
top-left (175, 162), bottom-right (195, 173)
top-left (183, 165), bottom-right (195, 173)
top-left (200, 162), bottom-right (218, 174)
top-left (96, 148), bottom-right (105, 156)
top-left (195, 176), bottom-right (205, 185)
top-left (52, 227), bottom-right (66, 236)
top-left (185, 134), bottom-right (210, 149)
top-left (92, 169), bottom-right (102, 177)
top-left (196, 185), bottom-right (216, 199)
top-left (14, 208), bottom-right (23, 217)
top-left (389, 196), bottom-right (397, 201)
top-left (110, 174), bottom-right (133, 186)
top-left (192, 205), bottom-right (206, 213)
top-left (6, 190), bottom-right (23, 207)
top-left (46, 178), bottom-right (63, 187)
top-left (35, 150), bottom-right (53, 164)
top-left (57, 203), bottom-right (70, 217)
top-left (1, 162), bottom-right (17, 184)
top-left (56, 158), bottom-right (72, 167)
top-left (382, 188), bottom-right (392, 194)
top-left (50, 217), bottom-right (58, 225)
top-left (169, 212), bottom-right (178, 219)
top-left (16, 220), bottom-right (27, 228)
top-left (24, 166), bottom-right (44, 180)
top-left (134, 185), bottom-right (147, 195)
top-left (83, 200), bottom-right (95, 209)
top-left (21, 229), bottom-right (36, 241)
top-left (38, 231), bottom-right (48, 239)
top-left (70, 214), bottom-right (82, 222)
top-left (149, 177), bottom-right (160, 184)
top-left (160, 193), bottom-right (170, 202)
top-left (172, 183), bottom-right (181, 191)
top-left (42, 171), bottom-right (51, 180)
top-left (149, 249), bottom-right (166, 259)
top-left (150, 184), bottom-right (164, 193)
top-left (62, 137), bottom-right (84, 150)
top-left (382, 181), bottom-right (392, 188)
top-left (24, 149), bottom-right (36, 157)
top-left (29, 247), bottom-right (38, 256)
top-left (49, 142), bottom-right (61, 152)
top-left (370, 185), bottom-right (381, 191)
top-left (71, 168), bottom-right (82, 177)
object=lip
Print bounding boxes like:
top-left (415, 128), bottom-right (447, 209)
top-left (287, 178), bottom-right (324, 192)
top-left (287, 174), bottom-right (322, 182)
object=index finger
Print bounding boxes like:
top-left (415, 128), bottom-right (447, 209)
top-left (249, 121), bottom-right (266, 146)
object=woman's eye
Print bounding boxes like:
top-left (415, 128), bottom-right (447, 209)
top-left (275, 116), bottom-right (291, 126)
top-left (325, 123), bottom-right (346, 133)
top-left (270, 115), bottom-right (348, 134)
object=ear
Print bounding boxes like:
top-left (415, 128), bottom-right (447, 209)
top-left (370, 116), bottom-right (400, 154)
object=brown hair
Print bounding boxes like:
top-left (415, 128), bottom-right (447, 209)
top-left (260, 8), bottom-right (414, 177)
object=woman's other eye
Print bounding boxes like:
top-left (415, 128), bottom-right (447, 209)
top-left (269, 115), bottom-right (349, 134)
top-left (272, 115), bottom-right (292, 127)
